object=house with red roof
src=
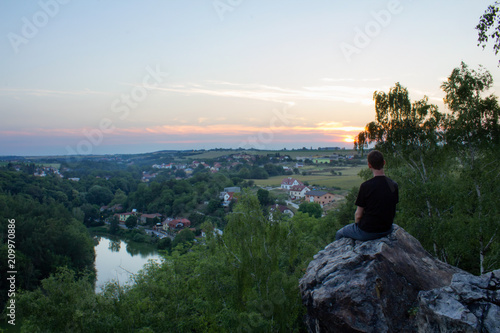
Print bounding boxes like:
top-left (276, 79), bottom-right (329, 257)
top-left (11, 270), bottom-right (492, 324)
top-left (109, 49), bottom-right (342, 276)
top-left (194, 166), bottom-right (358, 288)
top-left (281, 177), bottom-right (304, 190)
top-left (269, 204), bottom-right (295, 220)
top-left (289, 185), bottom-right (310, 200)
top-left (222, 192), bottom-right (235, 207)
top-left (161, 217), bottom-right (191, 231)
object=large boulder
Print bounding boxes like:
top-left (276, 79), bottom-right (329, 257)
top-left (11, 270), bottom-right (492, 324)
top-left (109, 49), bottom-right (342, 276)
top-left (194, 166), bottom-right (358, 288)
top-left (417, 269), bottom-right (500, 332)
top-left (299, 225), bottom-right (463, 333)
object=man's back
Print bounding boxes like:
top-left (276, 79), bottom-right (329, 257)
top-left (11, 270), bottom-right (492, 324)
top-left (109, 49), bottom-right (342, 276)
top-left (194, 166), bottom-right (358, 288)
top-left (356, 175), bottom-right (398, 233)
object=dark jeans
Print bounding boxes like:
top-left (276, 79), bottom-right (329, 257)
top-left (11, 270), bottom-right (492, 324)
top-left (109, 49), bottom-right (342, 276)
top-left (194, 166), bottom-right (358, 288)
top-left (335, 223), bottom-right (393, 241)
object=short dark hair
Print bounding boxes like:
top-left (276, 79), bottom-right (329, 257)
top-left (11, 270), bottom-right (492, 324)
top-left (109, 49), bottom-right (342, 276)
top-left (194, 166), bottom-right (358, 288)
top-left (367, 150), bottom-right (385, 170)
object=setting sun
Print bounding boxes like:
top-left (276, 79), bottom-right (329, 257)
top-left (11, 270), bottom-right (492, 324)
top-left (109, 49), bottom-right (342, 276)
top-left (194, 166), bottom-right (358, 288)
top-left (342, 135), bottom-right (356, 143)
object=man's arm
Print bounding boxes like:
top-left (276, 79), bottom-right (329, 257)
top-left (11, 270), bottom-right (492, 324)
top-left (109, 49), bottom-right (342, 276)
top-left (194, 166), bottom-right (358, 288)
top-left (354, 206), bottom-right (364, 223)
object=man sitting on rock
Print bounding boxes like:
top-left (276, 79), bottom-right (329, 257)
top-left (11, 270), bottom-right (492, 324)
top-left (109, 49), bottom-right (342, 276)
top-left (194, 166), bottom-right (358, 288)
top-left (335, 150), bottom-right (399, 241)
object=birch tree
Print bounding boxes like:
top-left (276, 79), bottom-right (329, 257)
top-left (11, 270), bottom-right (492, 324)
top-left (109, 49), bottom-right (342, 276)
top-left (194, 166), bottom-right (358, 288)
top-left (441, 62), bottom-right (500, 274)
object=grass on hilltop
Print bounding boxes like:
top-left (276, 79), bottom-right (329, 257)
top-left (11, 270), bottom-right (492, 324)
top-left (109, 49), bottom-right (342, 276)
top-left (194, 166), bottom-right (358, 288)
top-left (0, 161), bottom-right (61, 169)
top-left (253, 165), bottom-right (365, 191)
top-left (182, 149), bottom-right (356, 160)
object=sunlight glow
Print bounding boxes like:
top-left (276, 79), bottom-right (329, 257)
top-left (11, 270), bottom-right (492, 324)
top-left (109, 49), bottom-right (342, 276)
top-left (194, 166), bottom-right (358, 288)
top-left (342, 136), bottom-right (355, 143)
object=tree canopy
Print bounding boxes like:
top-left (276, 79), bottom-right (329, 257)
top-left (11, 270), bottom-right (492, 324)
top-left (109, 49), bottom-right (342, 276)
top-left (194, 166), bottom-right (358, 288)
top-left (477, 1), bottom-right (500, 64)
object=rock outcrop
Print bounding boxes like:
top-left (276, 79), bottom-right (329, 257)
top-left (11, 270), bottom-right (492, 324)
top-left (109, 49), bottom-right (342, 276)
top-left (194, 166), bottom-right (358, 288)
top-left (299, 225), bottom-right (463, 333)
top-left (417, 269), bottom-right (500, 332)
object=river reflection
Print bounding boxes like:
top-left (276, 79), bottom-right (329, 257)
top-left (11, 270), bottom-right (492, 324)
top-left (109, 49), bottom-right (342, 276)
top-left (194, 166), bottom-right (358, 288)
top-left (94, 235), bottom-right (161, 293)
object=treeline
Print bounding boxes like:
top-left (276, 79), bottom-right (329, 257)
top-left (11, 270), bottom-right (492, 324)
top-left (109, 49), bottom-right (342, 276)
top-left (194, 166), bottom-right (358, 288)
top-left (356, 62), bottom-right (500, 275)
top-left (127, 173), bottom-right (233, 219)
top-left (13, 193), bottom-right (339, 332)
top-left (0, 189), bottom-right (95, 311)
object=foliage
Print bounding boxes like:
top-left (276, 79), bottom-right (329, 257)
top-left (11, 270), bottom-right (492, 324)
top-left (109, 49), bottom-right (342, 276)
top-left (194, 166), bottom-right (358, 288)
top-left (86, 185), bottom-right (114, 206)
top-left (298, 202), bottom-right (323, 218)
top-left (441, 62), bottom-right (500, 273)
top-left (157, 237), bottom-right (172, 251)
top-left (334, 186), bottom-right (359, 226)
top-left (125, 215), bottom-right (138, 229)
top-left (109, 215), bottom-right (120, 235)
top-left (171, 228), bottom-right (195, 249)
top-left (13, 191), bottom-right (335, 332)
top-left (477, 1), bottom-right (500, 64)
top-left (257, 188), bottom-right (273, 207)
top-left (16, 268), bottom-right (99, 333)
top-left (0, 191), bottom-right (95, 311)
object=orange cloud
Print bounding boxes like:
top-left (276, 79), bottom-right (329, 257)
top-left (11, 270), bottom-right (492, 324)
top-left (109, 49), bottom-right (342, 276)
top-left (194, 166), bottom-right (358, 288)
top-left (3, 122), bottom-right (364, 139)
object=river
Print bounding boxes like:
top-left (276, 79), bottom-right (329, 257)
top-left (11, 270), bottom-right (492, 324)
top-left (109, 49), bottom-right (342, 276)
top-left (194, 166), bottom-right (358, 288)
top-left (93, 235), bottom-right (162, 293)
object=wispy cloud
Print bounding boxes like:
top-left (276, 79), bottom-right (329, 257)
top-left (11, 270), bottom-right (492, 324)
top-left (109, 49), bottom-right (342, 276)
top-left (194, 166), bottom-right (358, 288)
top-left (149, 80), bottom-right (380, 106)
top-left (322, 78), bottom-right (382, 82)
top-left (0, 87), bottom-right (110, 97)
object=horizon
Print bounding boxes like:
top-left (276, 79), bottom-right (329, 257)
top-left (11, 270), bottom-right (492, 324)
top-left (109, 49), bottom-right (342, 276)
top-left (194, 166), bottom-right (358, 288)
top-left (0, 145), bottom-right (358, 159)
top-left (1, 1), bottom-right (499, 156)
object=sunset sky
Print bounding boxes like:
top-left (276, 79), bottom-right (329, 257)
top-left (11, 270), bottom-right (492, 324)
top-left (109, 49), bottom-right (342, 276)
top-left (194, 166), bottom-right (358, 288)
top-left (1, 0), bottom-right (499, 156)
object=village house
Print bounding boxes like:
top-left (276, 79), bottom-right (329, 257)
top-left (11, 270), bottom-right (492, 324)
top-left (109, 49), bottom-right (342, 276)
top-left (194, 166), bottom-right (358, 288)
top-left (305, 190), bottom-right (335, 207)
top-left (232, 153), bottom-right (254, 161)
top-left (221, 187), bottom-right (241, 196)
top-left (210, 162), bottom-right (222, 173)
top-left (100, 204), bottom-right (123, 213)
top-left (140, 213), bottom-right (162, 224)
top-left (114, 211), bottom-right (136, 223)
top-left (289, 185), bottom-right (310, 200)
top-left (201, 228), bottom-right (223, 238)
top-left (269, 204), bottom-right (294, 221)
top-left (161, 217), bottom-right (191, 231)
top-left (222, 192), bottom-right (235, 207)
top-left (219, 187), bottom-right (240, 207)
top-left (152, 163), bottom-right (175, 169)
top-left (141, 172), bottom-right (158, 182)
top-left (281, 177), bottom-right (304, 190)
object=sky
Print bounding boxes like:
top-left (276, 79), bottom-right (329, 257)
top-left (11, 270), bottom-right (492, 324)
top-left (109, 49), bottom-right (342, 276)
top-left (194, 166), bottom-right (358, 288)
top-left (1, 0), bottom-right (499, 156)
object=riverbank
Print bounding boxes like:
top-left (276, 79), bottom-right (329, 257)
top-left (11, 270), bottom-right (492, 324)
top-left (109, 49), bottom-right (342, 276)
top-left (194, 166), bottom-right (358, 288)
top-left (93, 236), bottom-right (162, 293)
top-left (89, 225), bottom-right (166, 249)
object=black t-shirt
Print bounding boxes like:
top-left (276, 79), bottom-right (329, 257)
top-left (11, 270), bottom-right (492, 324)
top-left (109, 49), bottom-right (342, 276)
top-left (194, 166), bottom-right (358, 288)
top-left (355, 175), bottom-right (399, 233)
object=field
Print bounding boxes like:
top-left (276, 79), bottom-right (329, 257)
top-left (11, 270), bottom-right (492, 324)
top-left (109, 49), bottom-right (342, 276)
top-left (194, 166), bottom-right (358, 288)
top-left (253, 165), bottom-right (365, 191)
top-left (39, 163), bottom-right (61, 169)
top-left (0, 161), bottom-right (61, 169)
top-left (183, 149), bottom-right (357, 160)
